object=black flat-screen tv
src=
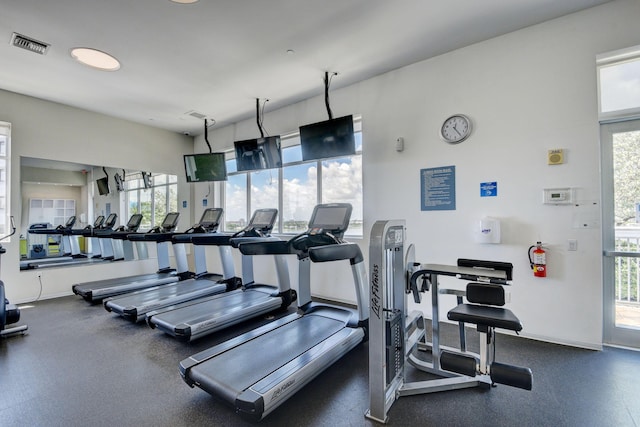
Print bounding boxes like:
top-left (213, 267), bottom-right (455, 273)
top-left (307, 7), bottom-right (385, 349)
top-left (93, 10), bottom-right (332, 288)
top-left (299, 115), bottom-right (355, 162)
top-left (96, 177), bottom-right (110, 195)
top-left (184, 153), bottom-right (227, 182)
top-left (141, 172), bottom-right (152, 189)
top-left (114, 173), bottom-right (125, 192)
top-left (234, 136), bottom-right (282, 172)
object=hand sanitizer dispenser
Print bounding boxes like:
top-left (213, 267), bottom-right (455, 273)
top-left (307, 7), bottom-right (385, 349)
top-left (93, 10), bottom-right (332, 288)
top-left (477, 217), bottom-right (501, 244)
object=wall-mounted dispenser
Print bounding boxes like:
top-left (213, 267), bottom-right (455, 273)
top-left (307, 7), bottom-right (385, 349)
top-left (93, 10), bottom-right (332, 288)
top-left (476, 217), bottom-right (501, 244)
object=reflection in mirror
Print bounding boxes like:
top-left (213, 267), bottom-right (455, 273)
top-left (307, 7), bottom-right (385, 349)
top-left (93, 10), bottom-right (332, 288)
top-left (19, 157), bottom-right (178, 271)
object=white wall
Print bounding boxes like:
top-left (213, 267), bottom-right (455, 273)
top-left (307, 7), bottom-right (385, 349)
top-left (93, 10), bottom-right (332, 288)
top-left (195, 0), bottom-right (640, 349)
top-left (0, 89), bottom-right (194, 303)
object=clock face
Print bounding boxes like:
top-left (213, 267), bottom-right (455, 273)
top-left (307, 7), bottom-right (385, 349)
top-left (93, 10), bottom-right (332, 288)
top-left (440, 115), bottom-right (472, 144)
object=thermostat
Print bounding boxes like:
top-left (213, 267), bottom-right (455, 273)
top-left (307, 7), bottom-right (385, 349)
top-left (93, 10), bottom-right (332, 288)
top-left (543, 188), bottom-right (573, 205)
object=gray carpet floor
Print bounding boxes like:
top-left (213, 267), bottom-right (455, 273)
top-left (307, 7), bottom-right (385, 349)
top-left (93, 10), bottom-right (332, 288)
top-left (2, 295), bottom-right (640, 426)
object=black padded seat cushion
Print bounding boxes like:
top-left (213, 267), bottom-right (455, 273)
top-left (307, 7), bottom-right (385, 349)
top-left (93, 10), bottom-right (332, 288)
top-left (448, 304), bottom-right (522, 332)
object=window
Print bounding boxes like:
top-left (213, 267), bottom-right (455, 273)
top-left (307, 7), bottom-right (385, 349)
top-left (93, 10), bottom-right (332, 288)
top-left (0, 122), bottom-right (10, 238)
top-left (598, 45), bottom-right (640, 121)
top-left (224, 118), bottom-right (363, 236)
top-left (125, 173), bottom-right (177, 229)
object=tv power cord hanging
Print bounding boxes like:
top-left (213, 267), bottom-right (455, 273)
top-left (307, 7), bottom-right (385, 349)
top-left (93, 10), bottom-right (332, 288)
top-left (324, 71), bottom-right (338, 120)
top-left (256, 98), bottom-right (271, 138)
top-left (203, 118), bottom-right (216, 154)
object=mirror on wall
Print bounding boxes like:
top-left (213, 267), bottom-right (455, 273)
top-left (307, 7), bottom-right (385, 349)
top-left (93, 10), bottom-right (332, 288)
top-left (19, 157), bottom-right (177, 271)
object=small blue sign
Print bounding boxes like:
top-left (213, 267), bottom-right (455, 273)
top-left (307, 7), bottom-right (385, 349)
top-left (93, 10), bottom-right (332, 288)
top-left (480, 182), bottom-right (497, 197)
top-left (202, 199), bottom-right (208, 207)
top-left (182, 200), bottom-right (187, 208)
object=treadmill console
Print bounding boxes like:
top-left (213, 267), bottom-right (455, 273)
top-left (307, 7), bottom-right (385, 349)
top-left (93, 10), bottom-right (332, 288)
top-left (126, 214), bottom-right (143, 231)
top-left (103, 213), bottom-right (118, 229)
top-left (234, 208), bottom-right (277, 237)
top-left (289, 203), bottom-right (352, 251)
top-left (197, 208), bottom-right (223, 232)
top-left (161, 212), bottom-right (180, 232)
top-left (56, 215), bottom-right (76, 230)
top-left (89, 215), bottom-right (105, 229)
top-left (146, 212), bottom-right (180, 234)
top-left (307, 203), bottom-right (352, 239)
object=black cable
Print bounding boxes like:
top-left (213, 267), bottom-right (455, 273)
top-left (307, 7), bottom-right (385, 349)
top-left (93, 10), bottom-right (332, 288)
top-left (204, 119), bottom-right (212, 153)
top-left (323, 71), bottom-right (339, 120)
top-left (324, 71), bottom-right (333, 120)
top-left (261, 99), bottom-right (269, 136)
top-left (256, 98), bottom-right (264, 138)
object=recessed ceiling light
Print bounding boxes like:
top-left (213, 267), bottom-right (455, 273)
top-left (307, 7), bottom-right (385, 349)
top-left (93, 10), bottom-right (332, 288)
top-left (170, 0), bottom-right (199, 3)
top-left (70, 47), bottom-right (120, 71)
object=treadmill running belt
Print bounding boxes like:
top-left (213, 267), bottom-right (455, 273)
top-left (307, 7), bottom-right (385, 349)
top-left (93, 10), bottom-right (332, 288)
top-left (188, 315), bottom-right (346, 403)
top-left (152, 289), bottom-right (277, 331)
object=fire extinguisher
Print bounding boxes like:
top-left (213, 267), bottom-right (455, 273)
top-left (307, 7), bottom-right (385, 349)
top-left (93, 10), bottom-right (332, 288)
top-left (528, 242), bottom-right (547, 278)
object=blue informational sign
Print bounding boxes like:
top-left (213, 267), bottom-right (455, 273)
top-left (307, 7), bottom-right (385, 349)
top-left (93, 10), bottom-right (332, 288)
top-left (182, 200), bottom-right (187, 208)
top-left (480, 181), bottom-right (497, 197)
top-left (421, 166), bottom-right (456, 211)
top-left (202, 199), bottom-right (208, 207)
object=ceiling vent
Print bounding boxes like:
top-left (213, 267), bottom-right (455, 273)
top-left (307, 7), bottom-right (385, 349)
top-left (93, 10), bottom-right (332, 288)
top-left (10, 32), bottom-right (50, 55)
top-left (185, 110), bottom-right (208, 120)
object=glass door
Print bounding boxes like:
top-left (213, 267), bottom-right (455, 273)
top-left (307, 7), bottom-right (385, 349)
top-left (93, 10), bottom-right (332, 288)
top-left (602, 119), bottom-right (640, 347)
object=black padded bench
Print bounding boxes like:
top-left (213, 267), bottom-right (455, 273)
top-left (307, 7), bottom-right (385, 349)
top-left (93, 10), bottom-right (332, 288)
top-left (443, 281), bottom-right (532, 390)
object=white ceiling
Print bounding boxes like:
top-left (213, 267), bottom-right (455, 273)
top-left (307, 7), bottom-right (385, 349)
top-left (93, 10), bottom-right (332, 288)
top-left (0, 0), bottom-right (611, 136)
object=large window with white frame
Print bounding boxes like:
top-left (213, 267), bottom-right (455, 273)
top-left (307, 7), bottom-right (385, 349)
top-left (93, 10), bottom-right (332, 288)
top-left (224, 118), bottom-right (363, 236)
top-left (125, 173), bottom-right (178, 230)
top-left (598, 46), bottom-right (640, 121)
top-left (0, 123), bottom-right (10, 238)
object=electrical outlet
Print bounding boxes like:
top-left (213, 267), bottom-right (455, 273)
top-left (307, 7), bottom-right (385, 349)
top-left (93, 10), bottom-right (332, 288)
top-left (568, 239), bottom-right (578, 251)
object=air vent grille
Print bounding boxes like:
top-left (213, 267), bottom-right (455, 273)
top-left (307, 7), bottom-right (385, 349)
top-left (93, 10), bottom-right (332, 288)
top-left (185, 110), bottom-right (208, 120)
top-left (10, 33), bottom-right (50, 55)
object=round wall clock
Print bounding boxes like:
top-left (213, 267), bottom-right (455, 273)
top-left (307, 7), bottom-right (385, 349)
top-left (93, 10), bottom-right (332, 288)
top-left (440, 114), bottom-right (472, 144)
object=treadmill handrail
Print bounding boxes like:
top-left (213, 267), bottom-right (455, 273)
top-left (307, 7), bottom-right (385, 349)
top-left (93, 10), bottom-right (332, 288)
top-left (137, 232), bottom-right (180, 242)
top-left (229, 236), bottom-right (280, 248)
top-left (236, 239), bottom-right (292, 256)
top-left (237, 230), bottom-right (342, 259)
top-left (308, 242), bottom-right (363, 265)
top-left (172, 231), bottom-right (219, 244)
top-left (190, 233), bottom-right (235, 246)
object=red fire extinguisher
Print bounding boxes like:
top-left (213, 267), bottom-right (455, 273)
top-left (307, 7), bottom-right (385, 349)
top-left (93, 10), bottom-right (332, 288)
top-left (528, 242), bottom-right (547, 278)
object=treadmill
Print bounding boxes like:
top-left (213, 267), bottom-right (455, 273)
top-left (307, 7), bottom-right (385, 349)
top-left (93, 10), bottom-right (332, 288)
top-left (31, 214), bottom-right (119, 268)
top-left (180, 203), bottom-right (368, 421)
top-left (71, 212), bottom-right (181, 302)
top-left (147, 208), bottom-right (297, 341)
top-left (94, 213), bottom-right (141, 261)
top-left (79, 214), bottom-right (107, 259)
top-left (103, 208), bottom-right (241, 322)
top-left (20, 216), bottom-right (78, 269)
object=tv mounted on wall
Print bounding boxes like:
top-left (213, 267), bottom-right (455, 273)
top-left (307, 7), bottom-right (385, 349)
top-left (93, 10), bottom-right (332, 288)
top-left (299, 115), bottom-right (355, 162)
top-left (184, 152), bottom-right (227, 182)
top-left (96, 177), bottom-right (110, 195)
top-left (114, 173), bottom-right (125, 192)
top-left (234, 136), bottom-right (282, 172)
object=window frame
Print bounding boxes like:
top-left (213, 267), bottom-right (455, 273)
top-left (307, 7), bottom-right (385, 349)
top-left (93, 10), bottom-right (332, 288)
top-left (124, 173), bottom-right (178, 229)
top-left (597, 45), bottom-right (640, 123)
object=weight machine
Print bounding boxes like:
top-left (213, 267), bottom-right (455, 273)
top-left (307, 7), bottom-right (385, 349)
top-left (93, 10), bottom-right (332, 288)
top-left (366, 220), bottom-right (531, 423)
